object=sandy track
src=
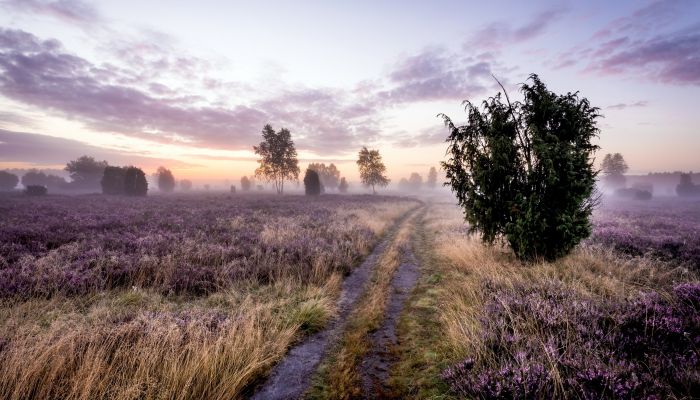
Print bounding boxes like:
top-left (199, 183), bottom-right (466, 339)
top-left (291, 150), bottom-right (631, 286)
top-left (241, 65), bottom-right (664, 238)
top-left (250, 207), bottom-right (419, 400)
top-left (360, 209), bottom-right (422, 398)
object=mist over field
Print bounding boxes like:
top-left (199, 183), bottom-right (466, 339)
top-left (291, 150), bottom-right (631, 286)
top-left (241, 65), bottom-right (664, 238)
top-left (1, 1), bottom-right (699, 399)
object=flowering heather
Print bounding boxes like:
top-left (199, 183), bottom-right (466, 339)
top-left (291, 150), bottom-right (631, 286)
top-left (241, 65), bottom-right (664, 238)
top-left (442, 281), bottom-right (700, 399)
top-left (590, 198), bottom-right (700, 269)
top-left (0, 193), bottom-right (417, 298)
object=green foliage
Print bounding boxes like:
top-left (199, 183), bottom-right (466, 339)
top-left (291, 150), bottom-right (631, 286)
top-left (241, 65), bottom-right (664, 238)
top-left (101, 166), bottom-right (148, 196)
top-left (427, 166), bottom-right (438, 188)
top-left (254, 124), bottom-right (300, 194)
top-left (156, 166), bottom-right (175, 192)
top-left (308, 163), bottom-right (340, 191)
top-left (124, 167), bottom-right (148, 196)
top-left (240, 176), bottom-right (252, 191)
top-left (304, 168), bottom-right (322, 196)
top-left (601, 153), bottom-right (628, 189)
top-left (357, 147), bottom-right (390, 194)
top-left (338, 177), bottom-right (349, 193)
top-left (441, 74), bottom-right (600, 261)
top-left (24, 185), bottom-right (47, 196)
top-left (65, 155), bottom-right (108, 189)
top-left (101, 166), bottom-right (126, 195)
top-left (0, 171), bottom-right (19, 191)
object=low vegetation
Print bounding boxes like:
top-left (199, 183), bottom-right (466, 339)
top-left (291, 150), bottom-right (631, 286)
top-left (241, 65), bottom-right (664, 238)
top-left (0, 193), bottom-right (418, 399)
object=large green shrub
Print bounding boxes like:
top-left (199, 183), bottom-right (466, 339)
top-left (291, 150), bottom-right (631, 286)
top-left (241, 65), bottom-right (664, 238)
top-left (304, 168), bottom-right (322, 196)
top-left (441, 75), bottom-right (600, 261)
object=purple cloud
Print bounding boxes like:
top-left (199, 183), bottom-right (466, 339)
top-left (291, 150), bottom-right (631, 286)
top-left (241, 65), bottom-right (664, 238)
top-left (0, 128), bottom-right (198, 168)
top-left (465, 8), bottom-right (568, 51)
top-left (1, 0), bottom-right (99, 25)
top-left (586, 26), bottom-right (700, 85)
top-left (0, 28), bottom-right (386, 154)
top-left (606, 100), bottom-right (649, 110)
top-left (378, 47), bottom-right (492, 103)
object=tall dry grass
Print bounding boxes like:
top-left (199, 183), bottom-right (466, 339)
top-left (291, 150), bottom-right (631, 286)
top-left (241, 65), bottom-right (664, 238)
top-left (309, 211), bottom-right (418, 399)
top-left (421, 202), bottom-right (699, 397)
top-left (0, 198), bottom-right (417, 400)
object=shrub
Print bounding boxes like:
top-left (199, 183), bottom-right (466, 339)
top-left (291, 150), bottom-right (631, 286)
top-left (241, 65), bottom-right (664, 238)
top-left (443, 282), bottom-right (700, 399)
top-left (615, 188), bottom-right (652, 200)
top-left (101, 166), bottom-right (126, 195)
top-left (157, 166), bottom-right (176, 192)
top-left (124, 167), bottom-right (148, 196)
top-left (240, 176), bottom-right (252, 191)
top-left (180, 179), bottom-right (193, 191)
top-left (24, 185), bottom-right (47, 196)
top-left (677, 173), bottom-right (700, 197)
top-left (339, 177), bottom-right (349, 193)
top-left (304, 168), bottom-right (322, 196)
top-left (0, 170), bottom-right (18, 191)
top-left (441, 74), bottom-right (600, 261)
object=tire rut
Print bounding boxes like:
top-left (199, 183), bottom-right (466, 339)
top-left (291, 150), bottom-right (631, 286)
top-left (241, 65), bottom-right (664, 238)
top-left (250, 207), bottom-right (419, 400)
top-left (360, 208), bottom-right (424, 398)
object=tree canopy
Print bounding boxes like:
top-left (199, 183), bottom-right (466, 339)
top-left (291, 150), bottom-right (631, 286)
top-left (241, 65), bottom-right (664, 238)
top-left (254, 124), bottom-right (299, 194)
top-left (0, 171), bottom-right (18, 191)
top-left (308, 163), bottom-right (340, 191)
top-left (156, 167), bottom-right (176, 192)
top-left (65, 156), bottom-right (108, 189)
top-left (441, 74), bottom-right (600, 261)
top-left (357, 147), bottom-right (389, 194)
top-left (601, 153), bottom-right (628, 189)
top-left (427, 166), bottom-right (438, 188)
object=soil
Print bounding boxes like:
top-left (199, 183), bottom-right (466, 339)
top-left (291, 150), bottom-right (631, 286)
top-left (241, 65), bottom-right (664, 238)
top-left (360, 212), bottom-right (422, 398)
top-left (250, 207), bottom-right (419, 400)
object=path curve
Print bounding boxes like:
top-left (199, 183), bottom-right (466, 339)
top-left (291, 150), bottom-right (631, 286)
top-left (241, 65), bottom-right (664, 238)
top-left (250, 207), bottom-right (419, 400)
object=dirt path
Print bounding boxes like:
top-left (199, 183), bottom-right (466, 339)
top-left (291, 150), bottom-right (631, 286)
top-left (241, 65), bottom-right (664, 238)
top-left (250, 207), bottom-right (419, 400)
top-left (360, 208), bottom-right (423, 398)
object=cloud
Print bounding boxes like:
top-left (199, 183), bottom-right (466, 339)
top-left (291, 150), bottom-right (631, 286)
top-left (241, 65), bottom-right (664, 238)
top-left (377, 47), bottom-right (495, 103)
top-left (1, 0), bottom-right (99, 25)
top-left (392, 127), bottom-right (447, 149)
top-left (585, 26), bottom-right (700, 85)
top-left (0, 28), bottom-right (390, 155)
top-left (606, 100), bottom-right (649, 110)
top-left (465, 8), bottom-right (568, 51)
top-left (0, 128), bottom-right (198, 169)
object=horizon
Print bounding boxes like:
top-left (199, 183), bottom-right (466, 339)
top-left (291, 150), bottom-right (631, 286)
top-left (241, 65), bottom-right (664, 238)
top-left (1, 0), bottom-right (699, 182)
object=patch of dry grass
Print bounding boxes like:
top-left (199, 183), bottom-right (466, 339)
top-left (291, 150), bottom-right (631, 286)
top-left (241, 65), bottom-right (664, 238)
top-left (308, 211), bottom-right (417, 400)
top-left (0, 195), bottom-right (417, 399)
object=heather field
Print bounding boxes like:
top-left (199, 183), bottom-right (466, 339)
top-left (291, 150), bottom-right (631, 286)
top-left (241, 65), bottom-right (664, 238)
top-left (0, 193), bottom-right (419, 399)
top-left (1, 194), bottom-right (699, 399)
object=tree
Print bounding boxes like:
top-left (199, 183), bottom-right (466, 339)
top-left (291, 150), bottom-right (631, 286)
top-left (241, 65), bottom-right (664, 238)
top-left (357, 147), bottom-right (390, 194)
top-left (601, 153), bottom-right (628, 189)
top-left (408, 172), bottom-right (423, 190)
top-left (124, 167), bottom-right (148, 196)
top-left (22, 170), bottom-right (66, 189)
top-left (427, 166), bottom-right (438, 188)
top-left (338, 177), bottom-right (349, 193)
top-left (303, 168), bottom-right (322, 195)
top-left (254, 124), bottom-right (300, 194)
top-left (308, 163), bottom-right (341, 191)
top-left (180, 179), bottom-right (192, 191)
top-left (0, 171), bottom-right (19, 191)
top-left (240, 176), bottom-right (252, 191)
top-left (65, 156), bottom-right (108, 189)
top-left (156, 166), bottom-right (176, 192)
top-left (677, 173), bottom-right (700, 197)
top-left (441, 74), bottom-right (600, 261)
top-left (101, 166), bottom-right (126, 194)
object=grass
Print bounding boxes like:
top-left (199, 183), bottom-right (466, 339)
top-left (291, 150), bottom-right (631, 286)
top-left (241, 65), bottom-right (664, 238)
top-left (0, 194), bottom-right (418, 400)
top-left (307, 209), bottom-right (418, 399)
top-left (388, 201), bottom-right (699, 399)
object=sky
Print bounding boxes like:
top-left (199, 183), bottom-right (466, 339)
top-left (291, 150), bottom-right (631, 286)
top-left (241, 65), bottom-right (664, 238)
top-left (0, 0), bottom-right (698, 183)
